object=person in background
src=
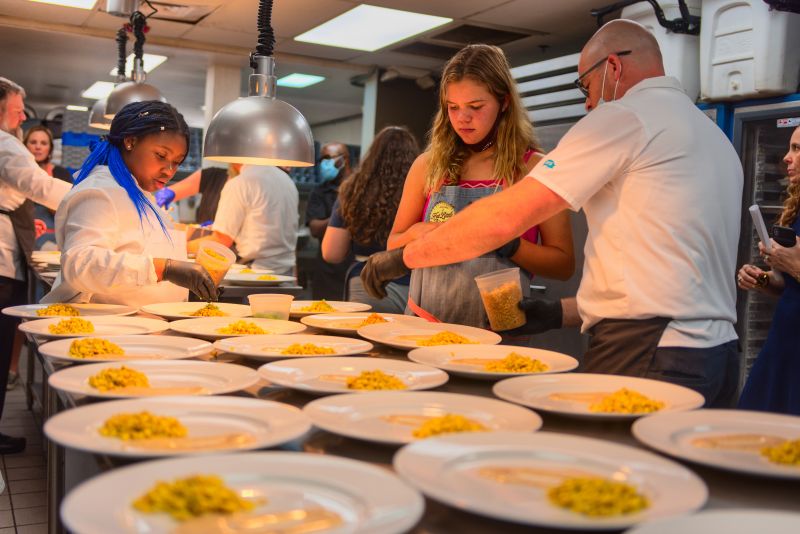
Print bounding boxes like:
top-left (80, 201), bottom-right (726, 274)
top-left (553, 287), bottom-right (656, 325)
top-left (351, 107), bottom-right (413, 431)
top-left (24, 124), bottom-right (72, 249)
top-left (42, 100), bottom-right (217, 307)
top-left (306, 141), bottom-right (354, 299)
top-left (198, 164), bottom-right (299, 275)
top-left (322, 126), bottom-right (420, 312)
top-left (0, 77), bottom-right (71, 454)
top-left (3, 124), bottom-right (71, 393)
top-left (154, 164), bottom-right (233, 225)
top-left (737, 126), bottom-right (800, 415)
top-left (363, 20), bottom-right (743, 407)
top-left (377, 44), bottom-right (574, 328)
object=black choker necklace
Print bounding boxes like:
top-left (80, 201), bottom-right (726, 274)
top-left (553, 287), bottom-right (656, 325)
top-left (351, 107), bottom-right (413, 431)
top-left (466, 136), bottom-right (495, 153)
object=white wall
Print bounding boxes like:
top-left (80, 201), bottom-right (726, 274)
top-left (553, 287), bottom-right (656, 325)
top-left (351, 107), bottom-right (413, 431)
top-left (312, 116), bottom-right (363, 147)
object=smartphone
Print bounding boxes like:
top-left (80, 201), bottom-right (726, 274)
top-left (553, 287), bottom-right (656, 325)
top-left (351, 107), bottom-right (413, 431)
top-left (772, 225), bottom-right (797, 248)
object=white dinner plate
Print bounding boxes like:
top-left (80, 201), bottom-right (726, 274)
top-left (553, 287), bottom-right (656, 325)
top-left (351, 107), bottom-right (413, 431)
top-left (140, 302), bottom-right (252, 321)
top-left (258, 357), bottom-right (449, 395)
top-left (632, 409), bottom-right (800, 479)
top-left (19, 316), bottom-right (168, 339)
top-left (44, 396), bottom-right (311, 458)
top-left (215, 335), bottom-right (373, 361)
top-left (61, 452), bottom-right (424, 534)
top-left (357, 321), bottom-right (501, 351)
top-left (300, 312), bottom-right (427, 335)
top-left (304, 391), bottom-right (541, 445)
top-left (48, 360), bottom-right (259, 399)
top-left (290, 301), bottom-right (372, 318)
top-left (408, 344), bottom-right (578, 380)
top-left (38, 335), bottom-right (213, 364)
top-left (2, 303), bottom-right (138, 319)
top-left (625, 509), bottom-right (800, 534)
top-left (493, 373), bottom-right (705, 420)
top-left (223, 273), bottom-right (296, 286)
top-left (31, 250), bottom-right (61, 266)
top-left (226, 265), bottom-right (271, 274)
top-left (394, 431), bottom-right (707, 531)
top-left (168, 317), bottom-right (305, 340)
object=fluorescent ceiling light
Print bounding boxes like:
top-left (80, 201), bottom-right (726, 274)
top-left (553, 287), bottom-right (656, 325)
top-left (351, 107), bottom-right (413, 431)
top-left (66, 105), bottom-right (89, 111)
top-left (81, 81), bottom-right (116, 100)
top-left (295, 5), bottom-right (451, 52)
top-left (28, 0), bottom-right (96, 9)
top-left (109, 53), bottom-right (168, 76)
top-left (277, 73), bottom-right (325, 88)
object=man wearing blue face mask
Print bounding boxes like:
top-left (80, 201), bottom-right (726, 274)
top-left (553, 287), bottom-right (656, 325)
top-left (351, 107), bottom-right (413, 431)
top-left (306, 142), bottom-right (353, 299)
top-left (362, 20), bottom-right (744, 408)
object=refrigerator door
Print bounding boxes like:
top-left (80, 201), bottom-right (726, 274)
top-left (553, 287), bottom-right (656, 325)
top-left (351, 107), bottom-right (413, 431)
top-left (731, 96), bottom-right (800, 377)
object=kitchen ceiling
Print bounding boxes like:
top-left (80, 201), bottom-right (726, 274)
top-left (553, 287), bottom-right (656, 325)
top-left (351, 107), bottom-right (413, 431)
top-left (0, 0), bottom-right (603, 127)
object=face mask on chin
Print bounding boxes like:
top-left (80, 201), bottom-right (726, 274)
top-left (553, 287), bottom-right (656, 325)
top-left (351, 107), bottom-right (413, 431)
top-left (318, 157), bottom-right (342, 182)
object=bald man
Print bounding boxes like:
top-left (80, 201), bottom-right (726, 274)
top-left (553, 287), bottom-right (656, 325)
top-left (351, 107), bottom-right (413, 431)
top-left (362, 20), bottom-right (744, 407)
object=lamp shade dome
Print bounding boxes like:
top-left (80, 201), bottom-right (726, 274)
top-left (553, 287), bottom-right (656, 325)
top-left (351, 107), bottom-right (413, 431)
top-left (203, 96), bottom-right (314, 167)
top-left (88, 98), bottom-right (112, 130)
top-left (104, 81), bottom-right (167, 119)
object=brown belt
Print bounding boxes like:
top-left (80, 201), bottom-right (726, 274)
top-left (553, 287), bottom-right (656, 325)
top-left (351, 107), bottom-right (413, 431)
top-left (583, 317), bottom-right (671, 376)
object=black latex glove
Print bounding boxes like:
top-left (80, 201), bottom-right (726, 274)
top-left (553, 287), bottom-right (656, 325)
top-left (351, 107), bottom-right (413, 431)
top-left (506, 296), bottom-right (563, 336)
top-left (162, 259), bottom-right (218, 302)
top-left (495, 237), bottom-right (521, 259)
top-left (360, 248), bottom-right (411, 299)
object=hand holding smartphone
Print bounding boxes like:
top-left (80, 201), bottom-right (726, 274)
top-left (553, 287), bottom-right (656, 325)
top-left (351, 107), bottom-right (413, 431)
top-left (772, 225), bottom-right (797, 248)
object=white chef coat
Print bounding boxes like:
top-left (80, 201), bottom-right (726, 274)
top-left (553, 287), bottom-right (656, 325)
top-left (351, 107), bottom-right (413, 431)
top-left (42, 166), bottom-right (188, 306)
top-left (531, 76), bottom-right (743, 348)
top-left (0, 129), bottom-right (71, 280)
top-left (213, 165), bottom-right (298, 274)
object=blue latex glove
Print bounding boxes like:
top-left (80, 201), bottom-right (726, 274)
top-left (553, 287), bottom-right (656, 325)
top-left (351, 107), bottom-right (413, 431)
top-left (155, 187), bottom-right (176, 208)
top-left (200, 220), bottom-right (214, 228)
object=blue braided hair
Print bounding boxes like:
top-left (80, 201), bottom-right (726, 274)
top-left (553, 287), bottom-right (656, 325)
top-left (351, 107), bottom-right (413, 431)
top-left (73, 100), bottom-right (190, 237)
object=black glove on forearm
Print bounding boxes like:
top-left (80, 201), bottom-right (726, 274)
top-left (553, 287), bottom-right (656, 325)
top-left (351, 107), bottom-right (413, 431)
top-left (360, 248), bottom-right (411, 299)
top-left (495, 237), bottom-right (521, 259)
top-left (162, 259), bottom-right (218, 302)
top-left (506, 296), bottom-right (563, 336)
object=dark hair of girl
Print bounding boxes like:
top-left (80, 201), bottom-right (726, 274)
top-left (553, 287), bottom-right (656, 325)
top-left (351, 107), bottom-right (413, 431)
top-left (338, 126), bottom-right (420, 246)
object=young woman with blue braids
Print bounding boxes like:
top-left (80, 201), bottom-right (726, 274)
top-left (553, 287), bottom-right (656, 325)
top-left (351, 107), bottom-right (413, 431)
top-left (42, 101), bottom-right (217, 306)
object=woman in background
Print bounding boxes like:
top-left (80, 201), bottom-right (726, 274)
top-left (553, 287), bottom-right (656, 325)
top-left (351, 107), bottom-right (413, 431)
top-left (43, 100), bottom-right (217, 306)
top-left (23, 125), bottom-right (71, 249)
top-left (322, 126), bottom-right (419, 312)
top-left (737, 126), bottom-right (800, 415)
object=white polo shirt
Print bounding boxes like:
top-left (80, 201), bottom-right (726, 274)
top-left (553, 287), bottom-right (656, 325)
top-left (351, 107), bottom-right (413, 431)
top-left (213, 165), bottom-right (299, 274)
top-left (531, 76), bottom-right (743, 348)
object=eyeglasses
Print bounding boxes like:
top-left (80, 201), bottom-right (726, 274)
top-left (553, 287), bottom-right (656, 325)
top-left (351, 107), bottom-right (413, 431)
top-left (574, 50), bottom-right (632, 97)
top-left (319, 153), bottom-right (344, 161)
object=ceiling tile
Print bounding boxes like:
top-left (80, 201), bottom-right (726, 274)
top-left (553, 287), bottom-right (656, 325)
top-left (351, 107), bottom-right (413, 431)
top-left (467, 0), bottom-right (598, 32)
top-left (277, 39), bottom-right (362, 62)
top-left (181, 25), bottom-right (258, 49)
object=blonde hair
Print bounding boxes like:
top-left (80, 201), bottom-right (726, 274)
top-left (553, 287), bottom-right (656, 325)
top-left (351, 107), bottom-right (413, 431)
top-left (779, 182), bottom-right (800, 227)
top-left (425, 44), bottom-right (536, 193)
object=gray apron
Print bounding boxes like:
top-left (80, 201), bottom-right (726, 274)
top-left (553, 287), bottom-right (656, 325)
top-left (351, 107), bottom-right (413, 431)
top-left (583, 317), bottom-right (671, 375)
top-left (407, 183), bottom-right (531, 328)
